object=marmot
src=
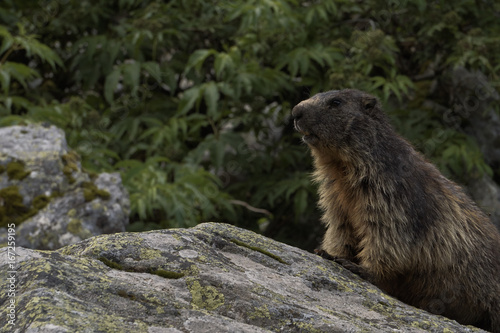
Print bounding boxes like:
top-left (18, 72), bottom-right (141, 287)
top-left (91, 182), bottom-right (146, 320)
top-left (291, 89), bottom-right (500, 332)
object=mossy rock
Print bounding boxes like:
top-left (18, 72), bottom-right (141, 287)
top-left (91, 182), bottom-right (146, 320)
top-left (0, 187), bottom-right (63, 228)
top-left (82, 181), bottom-right (111, 202)
top-left (0, 125), bottom-right (129, 250)
top-left (61, 151), bottom-right (81, 184)
top-left (6, 160), bottom-right (30, 180)
top-left (0, 186), bottom-right (31, 228)
top-left (0, 223), bottom-right (486, 332)
top-left (32, 195), bottom-right (51, 210)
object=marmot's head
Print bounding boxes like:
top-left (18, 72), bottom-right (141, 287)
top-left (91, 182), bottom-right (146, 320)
top-left (291, 89), bottom-right (385, 149)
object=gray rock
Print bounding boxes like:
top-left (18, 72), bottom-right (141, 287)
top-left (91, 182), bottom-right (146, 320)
top-left (0, 124), bottom-right (129, 250)
top-left (0, 125), bottom-right (72, 201)
top-left (467, 175), bottom-right (500, 230)
top-left (13, 171), bottom-right (130, 250)
top-left (0, 124), bottom-right (68, 158)
top-left (0, 223), bottom-right (485, 332)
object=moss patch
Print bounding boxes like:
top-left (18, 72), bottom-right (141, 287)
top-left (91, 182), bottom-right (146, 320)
top-left (231, 239), bottom-right (289, 265)
top-left (0, 164), bottom-right (5, 174)
top-left (32, 194), bottom-right (50, 210)
top-left (67, 218), bottom-right (83, 234)
top-left (66, 218), bottom-right (93, 239)
top-left (62, 151), bottom-right (80, 168)
top-left (0, 186), bottom-right (26, 227)
top-left (62, 150), bottom-right (80, 184)
top-left (0, 186), bottom-right (62, 228)
top-left (0, 186), bottom-right (38, 228)
top-left (97, 256), bottom-right (124, 270)
top-left (82, 181), bottom-right (110, 202)
top-left (63, 165), bottom-right (76, 184)
top-left (6, 160), bottom-right (30, 180)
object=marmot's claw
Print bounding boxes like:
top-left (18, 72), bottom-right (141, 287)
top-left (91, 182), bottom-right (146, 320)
top-left (314, 250), bottom-right (371, 280)
top-left (334, 258), bottom-right (371, 280)
top-left (314, 249), bottom-right (337, 260)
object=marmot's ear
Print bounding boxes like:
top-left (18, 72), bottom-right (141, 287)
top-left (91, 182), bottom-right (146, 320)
top-left (363, 97), bottom-right (377, 110)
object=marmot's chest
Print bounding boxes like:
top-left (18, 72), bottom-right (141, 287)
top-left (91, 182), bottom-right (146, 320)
top-left (328, 178), bottom-right (403, 237)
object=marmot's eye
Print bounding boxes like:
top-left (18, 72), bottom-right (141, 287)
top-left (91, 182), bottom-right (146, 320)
top-left (329, 98), bottom-right (342, 107)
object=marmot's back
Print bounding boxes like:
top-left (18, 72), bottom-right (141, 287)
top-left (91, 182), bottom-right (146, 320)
top-left (292, 89), bottom-right (500, 332)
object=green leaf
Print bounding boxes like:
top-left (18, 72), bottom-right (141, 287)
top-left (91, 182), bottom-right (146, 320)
top-left (203, 81), bottom-right (220, 118)
top-left (415, 0), bottom-right (427, 12)
top-left (177, 86), bottom-right (201, 115)
top-left (13, 35), bottom-right (63, 69)
top-left (104, 68), bottom-right (121, 104)
top-left (185, 49), bottom-right (216, 74)
top-left (143, 61), bottom-right (162, 83)
top-left (2, 62), bottom-right (39, 89)
top-left (294, 188), bottom-right (308, 217)
top-left (305, 9), bottom-right (315, 25)
top-left (0, 69), bottom-right (10, 94)
top-left (122, 61), bottom-right (141, 95)
top-left (214, 52), bottom-right (234, 79)
top-left (210, 137), bottom-right (226, 170)
top-left (0, 29), bottom-right (13, 56)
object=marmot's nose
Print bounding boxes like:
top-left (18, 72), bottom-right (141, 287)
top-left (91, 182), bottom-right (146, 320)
top-left (291, 103), bottom-right (305, 121)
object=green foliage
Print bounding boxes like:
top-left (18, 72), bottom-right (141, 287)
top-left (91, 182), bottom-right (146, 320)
top-left (0, 0), bottom-right (499, 249)
top-left (117, 157), bottom-right (236, 228)
top-left (0, 23), bottom-right (62, 113)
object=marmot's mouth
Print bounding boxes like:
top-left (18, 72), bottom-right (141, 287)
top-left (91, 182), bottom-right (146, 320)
top-left (294, 121), bottom-right (309, 135)
top-left (300, 130), bottom-right (319, 144)
top-left (294, 121), bottom-right (318, 144)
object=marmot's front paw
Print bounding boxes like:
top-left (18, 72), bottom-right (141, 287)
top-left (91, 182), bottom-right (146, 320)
top-left (333, 258), bottom-right (372, 281)
top-left (314, 249), bottom-right (371, 280)
top-left (314, 248), bottom-right (337, 260)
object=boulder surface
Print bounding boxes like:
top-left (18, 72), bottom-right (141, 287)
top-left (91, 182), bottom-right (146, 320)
top-left (0, 124), bottom-right (129, 250)
top-left (0, 223), bottom-right (485, 332)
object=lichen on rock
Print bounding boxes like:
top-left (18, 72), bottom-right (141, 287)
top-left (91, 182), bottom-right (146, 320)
top-left (0, 223), bottom-right (487, 333)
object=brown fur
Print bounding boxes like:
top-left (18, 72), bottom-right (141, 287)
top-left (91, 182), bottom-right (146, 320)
top-left (292, 89), bottom-right (500, 332)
